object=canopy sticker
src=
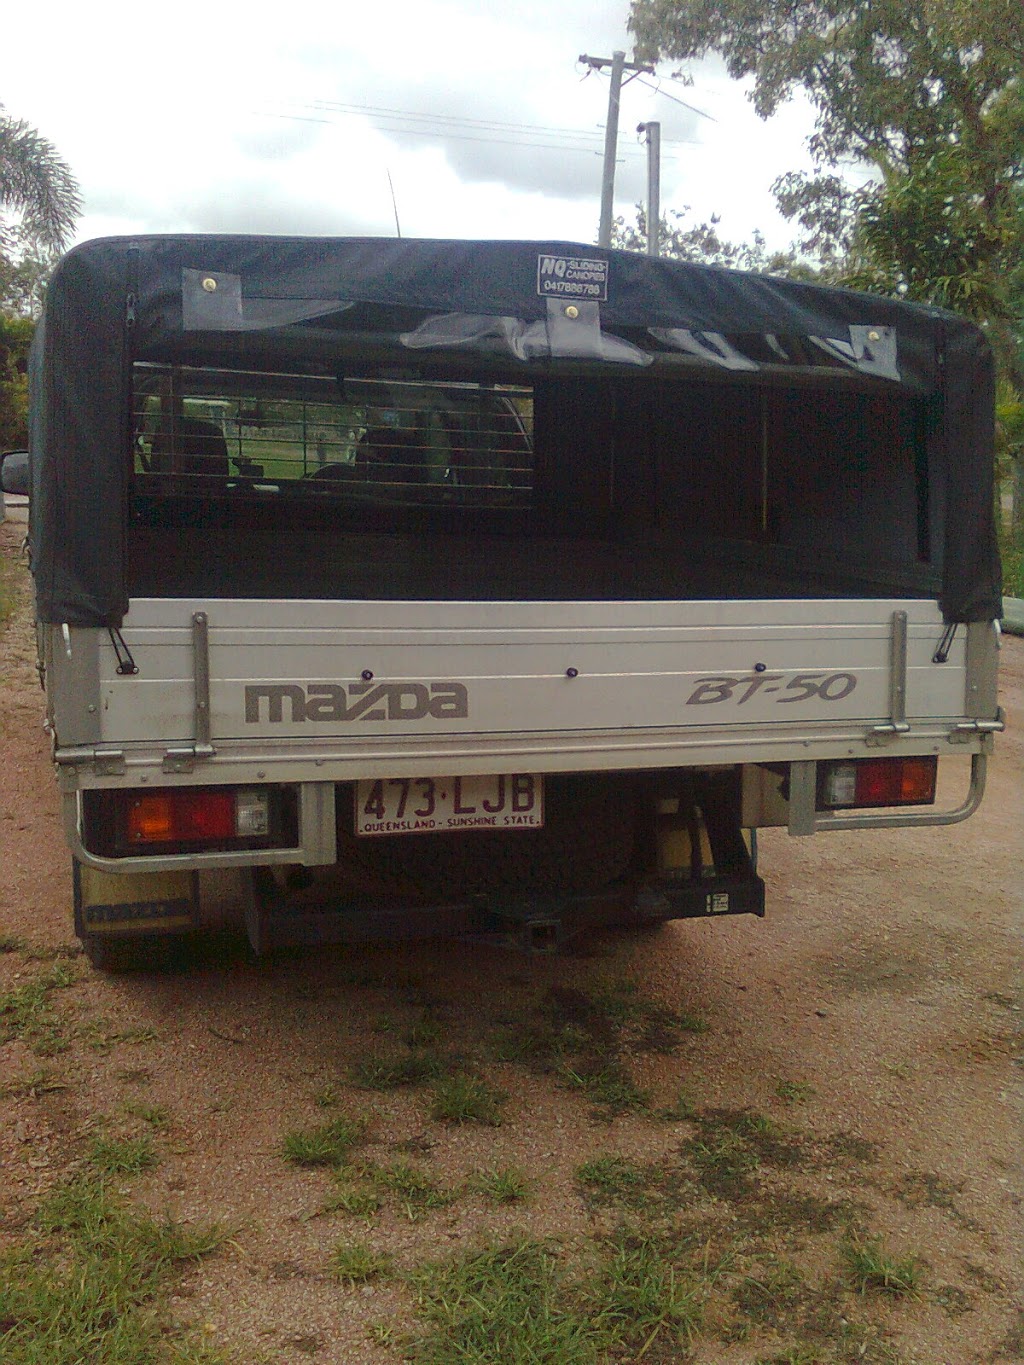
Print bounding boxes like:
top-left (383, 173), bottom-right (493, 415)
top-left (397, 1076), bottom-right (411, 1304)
top-left (537, 253), bottom-right (608, 301)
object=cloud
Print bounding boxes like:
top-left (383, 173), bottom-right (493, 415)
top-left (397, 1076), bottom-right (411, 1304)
top-left (1, 0), bottom-right (815, 253)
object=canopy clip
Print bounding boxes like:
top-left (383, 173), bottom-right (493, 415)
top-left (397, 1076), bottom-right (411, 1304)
top-left (933, 623), bottom-right (958, 664)
top-left (108, 627), bottom-right (139, 676)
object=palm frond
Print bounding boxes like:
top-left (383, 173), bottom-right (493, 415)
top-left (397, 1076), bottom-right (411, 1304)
top-left (0, 110), bottom-right (81, 251)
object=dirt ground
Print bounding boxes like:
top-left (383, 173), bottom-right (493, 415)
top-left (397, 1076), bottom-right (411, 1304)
top-left (1, 516), bottom-right (1021, 1365)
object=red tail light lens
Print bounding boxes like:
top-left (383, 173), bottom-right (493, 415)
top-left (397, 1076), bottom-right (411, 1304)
top-left (818, 756), bottom-right (937, 810)
top-left (127, 790), bottom-right (236, 844)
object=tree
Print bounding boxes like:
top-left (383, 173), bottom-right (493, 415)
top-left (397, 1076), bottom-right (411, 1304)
top-left (612, 205), bottom-right (804, 274)
top-left (0, 311), bottom-right (32, 449)
top-left (1, 106), bottom-right (80, 254)
top-left (1, 105), bottom-right (80, 319)
top-left (627, 2), bottom-right (1023, 357)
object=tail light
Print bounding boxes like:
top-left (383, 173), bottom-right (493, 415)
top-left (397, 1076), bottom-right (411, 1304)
top-left (817, 756), bottom-right (937, 811)
top-left (120, 787), bottom-right (272, 851)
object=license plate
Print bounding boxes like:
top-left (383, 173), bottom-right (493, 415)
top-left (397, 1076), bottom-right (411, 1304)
top-left (355, 774), bottom-right (544, 836)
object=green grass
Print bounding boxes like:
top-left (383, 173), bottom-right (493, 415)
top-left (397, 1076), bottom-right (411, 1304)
top-left (469, 1165), bottom-right (529, 1203)
top-left (281, 1116), bottom-right (367, 1168)
top-left (775, 1079), bottom-right (817, 1105)
top-left (89, 1133), bottom-right (160, 1176)
top-left (731, 1260), bottom-right (810, 1331)
top-left (584, 1230), bottom-right (703, 1356)
top-left (406, 1015), bottom-right (444, 1048)
top-left (998, 522), bottom-right (1023, 598)
top-left (83, 1021), bottom-right (159, 1053)
top-left (429, 1074), bottom-right (505, 1125)
top-left (369, 1161), bottom-right (454, 1217)
top-left (407, 1239), bottom-right (602, 1365)
top-left (843, 1237), bottom-right (923, 1297)
top-left (407, 1232), bottom-right (706, 1364)
top-left (124, 1101), bottom-right (171, 1130)
top-left (0, 1174), bottom-right (230, 1364)
top-left (321, 1182), bottom-right (381, 1218)
top-left (1, 1066), bottom-right (67, 1098)
top-left (349, 1050), bottom-right (446, 1090)
top-left (0, 963), bottom-right (77, 1056)
top-left (331, 1239), bottom-right (394, 1285)
top-left (575, 1155), bottom-right (650, 1202)
top-left (0, 545), bottom-right (24, 627)
top-left (560, 1059), bottom-right (650, 1116)
top-left (684, 1109), bottom-right (807, 1201)
top-left (587, 981), bottom-right (709, 1047)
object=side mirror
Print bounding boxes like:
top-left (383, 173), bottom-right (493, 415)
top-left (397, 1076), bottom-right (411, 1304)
top-left (0, 450), bottom-right (30, 497)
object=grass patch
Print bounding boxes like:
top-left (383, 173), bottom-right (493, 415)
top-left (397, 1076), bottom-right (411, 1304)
top-left (118, 1067), bottom-right (152, 1085)
top-left (0, 932), bottom-right (26, 953)
top-left (350, 1050), bottom-right (446, 1090)
top-left (561, 1059), bottom-right (650, 1117)
top-left (331, 1238), bottom-right (394, 1285)
top-left (584, 1229), bottom-right (704, 1357)
top-left (684, 1110), bottom-right (807, 1201)
top-left (1, 1066), bottom-right (67, 1098)
top-left (0, 1173), bottom-right (230, 1364)
top-left (83, 1021), bottom-right (159, 1053)
top-left (429, 1073), bottom-right (505, 1125)
top-left (685, 1118), bottom-right (763, 1201)
top-left (19, 942), bottom-right (81, 963)
top-left (0, 545), bottom-right (24, 627)
top-left (741, 1192), bottom-right (853, 1239)
top-left (369, 1161), bottom-right (455, 1217)
top-left (496, 985), bottom-right (700, 1121)
top-left (407, 1232), bottom-right (708, 1364)
top-left (588, 980), bottom-right (709, 1049)
top-left (124, 1101), bottom-right (171, 1130)
top-left (575, 1155), bottom-right (651, 1205)
top-left (843, 1236), bottom-right (923, 1297)
top-left (654, 1089), bottom-right (696, 1122)
top-left (282, 1116), bottom-right (367, 1168)
top-left (469, 1166), bottom-right (529, 1203)
top-left (0, 963), bottom-right (78, 1056)
top-left (775, 1079), bottom-right (816, 1105)
top-left (322, 1181), bottom-right (382, 1218)
top-left (998, 521), bottom-right (1023, 598)
top-left (89, 1133), bottom-right (160, 1176)
top-left (731, 1260), bottom-right (811, 1332)
top-left (406, 1014), bottom-right (444, 1048)
top-left (407, 1239), bottom-right (601, 1364)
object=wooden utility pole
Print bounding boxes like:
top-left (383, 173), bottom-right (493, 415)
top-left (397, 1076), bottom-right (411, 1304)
top-left (579, 51), bottom-right (655, 247)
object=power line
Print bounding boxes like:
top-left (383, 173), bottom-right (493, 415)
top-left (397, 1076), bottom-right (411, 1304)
top-left (634, 76), bottom-right (715, 122)
top-left (266, 109), bottom-right (657, 156)
top-left (264, 101), bottom-right (695, 156)
top-left (300, 98), bottom-right (612, 143)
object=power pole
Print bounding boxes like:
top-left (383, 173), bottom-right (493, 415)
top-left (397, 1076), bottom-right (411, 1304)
top-left (637, 122), bottom-right (661, 256)
top-left (580, 51), bottom-right (655, 247)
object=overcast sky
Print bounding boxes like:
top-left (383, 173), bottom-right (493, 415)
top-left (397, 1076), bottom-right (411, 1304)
top-left (3, 0), bottom-right (822, 252)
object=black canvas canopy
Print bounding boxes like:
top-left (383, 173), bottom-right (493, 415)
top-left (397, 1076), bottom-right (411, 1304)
top-left (29, 234), bottom-right (1001, 625)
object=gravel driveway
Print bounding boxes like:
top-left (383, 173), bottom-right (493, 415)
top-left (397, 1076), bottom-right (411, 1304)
top-left (1, 519), bottom-right (1020, 1364)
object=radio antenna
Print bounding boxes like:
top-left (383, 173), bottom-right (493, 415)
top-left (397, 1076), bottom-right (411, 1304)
top-left (386, 169), bottom-right (402, 238)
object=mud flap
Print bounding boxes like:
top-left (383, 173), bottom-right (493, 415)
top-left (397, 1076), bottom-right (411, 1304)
top-left (648, 773), bottom-right (766, 920)
top-left (73, 861), bottom-right (199, 940)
